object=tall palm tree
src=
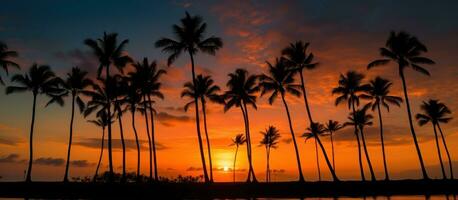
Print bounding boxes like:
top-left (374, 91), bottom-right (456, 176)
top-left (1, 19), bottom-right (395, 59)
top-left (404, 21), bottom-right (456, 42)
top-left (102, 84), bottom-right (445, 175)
top-left (361, 76), bottom-right (402, 180)
top-left (155, 12), bottom-right (223, 182)
top-left (302, 122), bottom-right (327, 181)
top-left (281, 41), bottom-right (318, 127)
top-left (85, 32), bottom-right (132, 180)
top-left (368, 31), bottom-right (435, 179)
top-left (6, 64), bottom-right (64, 182)
top-left (230, 134), bottom-right (246, 182)
top-left (182, 74), bottom-right (223, 182)
top-left (88, 111), bottom-right (113, 181)
top-left (259, 58), bottom-right (305, 182)
top-left (223, 68), bottom-right (259, 182)
top-left (323, 120), bottom-right (343, 171)
top-left (60, 67), bottom-right (93, 182)
top-left (332, 70), bottom-right (370, 181)
top-left (345, 104), bottom-right (376, 181)
top-left (259, 126), bottom-right (281, 182)
top-left (111, 75), bottom-right (128, 181)
top-left (416, 99), bottom-right (454, 179)
top-left (0, 42), bottom-right (20, 85)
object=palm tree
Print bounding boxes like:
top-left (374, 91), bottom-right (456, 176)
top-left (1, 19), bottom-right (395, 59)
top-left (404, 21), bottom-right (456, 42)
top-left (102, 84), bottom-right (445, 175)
top-left (88, 111), bottom-right (113, 181)
top-left (259, 58), bottom-right (305, 182)
top-left (323, 120), bottom-right (343, 171)
top-left (368, 31), bottom-right (435, 179)
top-left (6, 64), bottom-right (64, 182)
top-left (60, 67), bottom-right (93, 182)
top-left (155, 12), bottom-right (223, 182)
top-left (182, 74), bottom-right (223, 182)
top-left (416, 99), bottom-right (454, 179)
top-left (111, 75), bottom-right (128, 181)
top-left (259, 126), bottom-right (281, 182)
top-left (281, 41), bottom-right (318, 127)
top-left (332, 70), bottom-right (370, 181)
top-left (0, 42), bottom-right (20, 85)
top-left (223, 68), bottom-right (259, 182)
top-left (230, 134), bottom-right (246, 182)
top-left (345, 104), bottom-right (376, 181)
top-left (361, 76), bottom-right (402, 180)
top-left (302, 122), bottom-right (327, 181)
top-left (84, 32), bottom-right (132, 180)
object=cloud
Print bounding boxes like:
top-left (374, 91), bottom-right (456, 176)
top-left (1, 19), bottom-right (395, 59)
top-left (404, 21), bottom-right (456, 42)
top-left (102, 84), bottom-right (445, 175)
top-left (0, 137), bottom-right (21, 146)
top-left (156, 111), bottom-right (192, 126)
top-left (186, 166), bottom-right (202, 171)
top-left (0, 154), bottom-right (20, 163)
top-left (54, 49), bottom-right (98, 75)
top-left (75, 138), bottom-right (168, 151)
top-left (70, 160), bottom-right (95, 167)
top-left (33, 157), bottom-right (64, 166)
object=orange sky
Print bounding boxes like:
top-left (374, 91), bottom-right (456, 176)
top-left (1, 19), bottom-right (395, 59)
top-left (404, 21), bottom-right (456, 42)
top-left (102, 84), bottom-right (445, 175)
top-left (0, 0), bottom-right (458, 182)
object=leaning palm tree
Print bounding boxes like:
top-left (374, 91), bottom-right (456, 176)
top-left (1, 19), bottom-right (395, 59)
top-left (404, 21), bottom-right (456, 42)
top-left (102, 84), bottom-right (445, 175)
top-left (323, 120), bottom-right (343, 171)
top-left (223, 69), bottom-right (259, 182)
top-left (416, 99), bottom-right (454, 179)
top-left (302, 122), bottom-right (327, 181)
top-left (182, 74), bottom-right (223, 182)
top-left (368, 31), bottom-right (435, 179)
top-left (230, 133), bottom-right (246, 182)
top-left (6, 64), bottom-right (64, 182)
top-left (332, 70), bottom-right (370, 181)
top-left (60, 67), bottom-right (93, 182)
top-left (84, 32), bottom-right (132, 180)
top-left (155, 12), bottom-right (223, 183)
top-left (360, 76), bottom-right (402, 181)
top-left (88, 111), bottom-right (113, 181)
top-left (0, 42), bottom-right (20, 85)
top-left (259, 58), bottom-right (305, 182)
top-left (259, 126), bottom-right (281, 182)
top-left (345, 104), bottom-right (376, 181)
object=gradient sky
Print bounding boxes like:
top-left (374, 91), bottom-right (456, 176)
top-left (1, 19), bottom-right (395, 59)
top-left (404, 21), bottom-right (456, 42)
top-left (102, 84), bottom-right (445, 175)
top-left (0, 0), bottom-right (458, 182)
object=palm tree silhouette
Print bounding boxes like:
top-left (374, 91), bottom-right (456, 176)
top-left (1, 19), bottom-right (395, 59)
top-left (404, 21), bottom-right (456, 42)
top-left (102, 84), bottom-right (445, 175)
top-left (88, 111), bottom-right (113, 181)
top-left (368, 31), bottom-right (435, 179)
top-left (323, 120), bottom-right (343, 171)
top-left (302, 122), bottom-right (327, 181)
top-left (416, 99), bottom-right (454, 179)
top-left (6, 64), bottom-right (64, 182)
top-left (59, 67), bottom-right (93, 182)
top-left (111, 75), bottom-right (128, 181)
top-left (0, 42), bottom-right (20, 85)
top-left (332, 70), bottom-right (370, 181)
top-left (259, 126), bottom-right (281, 182)
top-left (223, 68), bottom-right (259, 182)
top-left (85, 32), bottom-right (132, 181)
top-left (182, 74), bottom-right (223, 182)
top-left (345, 104), bottom-right (376, 181)
top-left (259, 58), bottom-right (305, 182)
top-left (155, 12), bottom-right (223, 182)
top-left (361, 76), bottom-right (402, 181)
top-left (230, 134), bottom-right (246, 182)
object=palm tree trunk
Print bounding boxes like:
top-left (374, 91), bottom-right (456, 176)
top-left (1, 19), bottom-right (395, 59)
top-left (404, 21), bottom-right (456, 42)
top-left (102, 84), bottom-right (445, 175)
top-left (399, 68), bottom-right (429, 179)
top-left (315, 135), bottom-right (340, 181)
top-left (314, 138), bottom-right (321, 181)
top-left (241, 103), bottom-right (257, 182)
top-left (280, 94), bottom-right (305, 182)
top-left (233, 145), bottom-right (239, 182)
top-left (148, 95), bottom-right (158, 180)
top-left (377, 103), bottom-right (390, 180)
top-left (105, 65), bottom-right (114, 181)
top-left (115, 101), bottom-right (126, 182)
top-left (131, 110), bottom-right (141, 178)
top-left (201, 98), bottom-right (214, 182)
top-left (433, 124), bottom-right (446, 179)
top-left (26, 93), bottom-right (37, 182)
top-left (330, 131), bottom-right (335, 170)
top-left (188, 52), bottom-right (209, 183)
top-left (143, 96), bottom-right (153, 181)
top-left (267, 147), bottom-right (270, 182)
top-left (352, 101), bottom-right (365, 181)
top-left (359, 126), bottom-right (376, 181)
top-left (437, 124), bottom-right (454, 179)
top-left (64, 94), bottom-right (76, 182)
top-left (93, 127), bottom-right (105, 182)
